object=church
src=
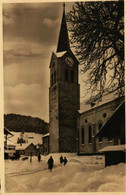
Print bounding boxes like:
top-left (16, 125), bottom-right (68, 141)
top-left (44, 4), bottom-right (125, 155)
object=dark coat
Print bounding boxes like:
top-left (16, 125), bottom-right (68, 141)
top-left (64, 158), bottom-right (68, 166)
top-left (60, 156), bottom-right (63, 163)
top-left (47, 157), bottom-right (54, 169)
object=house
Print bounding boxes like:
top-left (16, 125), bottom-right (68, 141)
top-left (4, 140), bottom-right (16, 159)
top-left (16, 143), bottom-right (37, 156)
top-left (99, 145), bottom-right (125, 166)
top-left (42, 133), bottom-right (49, 155)
top-left (4, 127), bottom-right (13, 149)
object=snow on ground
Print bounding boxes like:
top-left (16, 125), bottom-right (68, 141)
top-left (5, 153), bottom-right (126, 192)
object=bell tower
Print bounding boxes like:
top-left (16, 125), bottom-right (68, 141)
top-left (49, 3), bottom-right (80, 153)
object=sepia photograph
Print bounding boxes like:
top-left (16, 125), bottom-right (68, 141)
top-left (3, 0), bottom-right (125, 193)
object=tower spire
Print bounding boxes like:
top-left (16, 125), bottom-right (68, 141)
top-left (56, 3), bottom-right (70, 53)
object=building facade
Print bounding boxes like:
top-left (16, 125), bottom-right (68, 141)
top-left (78, 97), bottom-right (124, 154)
top-left (49, 4), bottom-right (80, 153)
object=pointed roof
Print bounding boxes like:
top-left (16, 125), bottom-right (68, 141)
top-left (96, 100), bottom-right (125, 138)
top-left (57, 3), bottom-right (70, 53)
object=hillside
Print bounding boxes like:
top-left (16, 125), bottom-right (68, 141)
top-left (4, 114), bottom-right (49, 134)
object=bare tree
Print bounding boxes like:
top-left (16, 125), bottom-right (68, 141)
top-left (67, 1), bottom-right (124, 104)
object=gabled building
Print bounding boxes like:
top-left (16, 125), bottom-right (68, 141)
top-left (78, 96), bottom-right (124, 154)
top-left (16, 143), bottom-right (37, 156)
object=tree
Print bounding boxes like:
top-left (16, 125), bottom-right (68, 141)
top-left (67, 1), bottom-right (124, 104)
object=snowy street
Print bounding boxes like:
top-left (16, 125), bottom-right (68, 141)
top-left (5, 153), bottom-right (126, 192)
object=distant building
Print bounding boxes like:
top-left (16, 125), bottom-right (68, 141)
top-left (4, 142), bottom-right (16, 159)
top-left (42, 133), bottom-right (49, 155)
top-left (4, 127), bottom-right (13, 149)
top-left (36, 144), bottom-right (44, 155)
top-left (16, 143), bottom-right (37, 156)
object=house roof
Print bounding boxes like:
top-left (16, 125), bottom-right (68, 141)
top-left (42, 133), bottom-right (49, 138)
top-left (4, 127), bottom-right (13, 136)
top-left (15, 143), bottom-right (34, 150)
top-left (96, 100), bottom-right (125, 138)
top-left (99, 144), bottom-right (126, 152)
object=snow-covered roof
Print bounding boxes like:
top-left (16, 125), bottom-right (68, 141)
top-left (15, 143), bottom-right (33, 150)
top-left (99, 145), bottom-right (126, 152)
top-left (7, 139), bottom-right (16, 146)
top-left (55, 51), bottom-right (67, 58)
top-left (4, 127), bottom-right (13, 136)
top-left (80, 95), bottom-right (124, 114)
top-left (9, 132), bottom-right (43, 145)
top-left (42, 133), bottom-right (49, 138)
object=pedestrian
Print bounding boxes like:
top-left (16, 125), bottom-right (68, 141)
top-left (63, 157), bottom-right (68, 166)
top-left (38, 153), bottom-right (41, 162)
top-left (30, 152), bottom-right (32, 163)
top-left (47, 156), bottom-right (54, 172)
top-left (60, 156), bottom-right (63, 164)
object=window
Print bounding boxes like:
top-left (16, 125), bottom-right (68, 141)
top-left (51, 74), bottom-right (53, 86)
top-left (98, 122), bottom-right (102, 142)
top-left (54, 71), bottom-right (56, 84)
top-left (88, 126), bottom-right (92, 143)
top-left (65, 69), bottom-right (68, 82)
top-left (81, 127), bottom-right (84, 144)
top-left (53, 62), bottom-right (55, 67)
top-left (103, 113), bottom-right (107, 118)
top-left (71, 71), bottom-right (74, 83)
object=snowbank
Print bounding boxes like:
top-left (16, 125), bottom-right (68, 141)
top-left (5, 153), bottom-right (126, 192)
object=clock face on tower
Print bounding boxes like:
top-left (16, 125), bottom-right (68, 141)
top-left (65, 57), bottom-right (74, 67)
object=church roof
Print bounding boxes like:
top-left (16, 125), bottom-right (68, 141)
top-left (56, 3), bottom-right (70, 53)
top-left (96, 100), bottom-right (125, 138)
top-left (55, 51), bottom-right (67, 58)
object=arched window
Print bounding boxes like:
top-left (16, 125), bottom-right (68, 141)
top-left (51, 74), bottom-right (53, 86)
top-left (53, 62), bottom-right (55, 67)
top-left (88, 126), bottom-right (92, 143)
top-left (54, 71), bottom-right (56, 84)
top-left (65, 69), bottom-right (68, 82)
top-left (81, 127), bottom-right (84, 144)
top-left (71, 71), bottom-right (74, 83)
top-left (98, 122), bottom-right (103, 142)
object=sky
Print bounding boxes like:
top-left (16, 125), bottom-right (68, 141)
top-left (3, 1), bottom-right (115, 122)
top-left (3, 2), bottom-right (76, 122)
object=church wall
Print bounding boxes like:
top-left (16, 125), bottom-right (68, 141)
top-left (79, 98), bottom-right (124, 154)
top-left (59, 82), bottom-right (79, 152)
top-left (49, 84), bottom-right (59, 153)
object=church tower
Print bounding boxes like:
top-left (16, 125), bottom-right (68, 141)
top-left (49, 3), bottom-right (80, 153)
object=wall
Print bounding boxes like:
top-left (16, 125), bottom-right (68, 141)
top-left (79, 97), bottom-right (124, 154)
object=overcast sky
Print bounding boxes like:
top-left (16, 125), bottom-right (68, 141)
top-left (3, 2), bottom-right (81, 122)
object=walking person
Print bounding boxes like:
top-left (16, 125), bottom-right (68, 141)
top-left (60, 156), bottom-right (63, 164)
top-left (63, 157), bottom-right (68, 166)
top-left (47, 156), bottom-right (54, 172)
top-left (30, 152), bottom-right (32, 163)
top-left (38, 153), bottom-right (41, 162)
